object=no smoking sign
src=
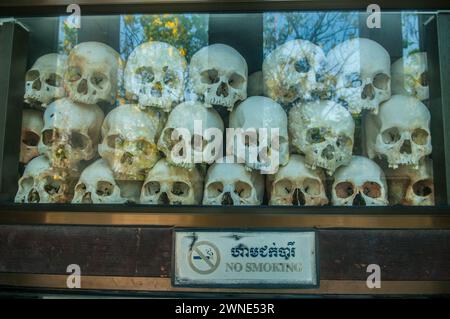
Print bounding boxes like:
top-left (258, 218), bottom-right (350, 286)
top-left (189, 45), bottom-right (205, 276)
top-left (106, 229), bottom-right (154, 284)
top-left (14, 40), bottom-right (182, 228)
top-left (188, 241), bottom-right (221, 275)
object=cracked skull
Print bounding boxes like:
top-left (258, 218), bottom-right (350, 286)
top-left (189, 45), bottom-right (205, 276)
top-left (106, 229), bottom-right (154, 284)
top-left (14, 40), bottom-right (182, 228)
top-left (203, 162), bottom-right (264, 206)
top-left (189, 43), bottom-right (248, 111)
top-left (386, 157), bottom-right (434, 206)
top-left (72, 159), bottom-right (141, 204)
top-left (124, 41), bottom-right (187, 112)
top-left (140, 158), bottom-right (203, 205)
top-left (157, 101), bottom-right (224, 170)
top-left (20, 109), bottom-right (44, 164)
top-left (332, 156), bottom-right (388, 206)
top-left (391, 52), bottom-right (429, 101)
top-left (24, 53), bottom-right (67, 107)
top-left (289, 100), bottom-right (355, 175)
top-left (267, 154), bottom-right (328, 206)
top-left (38, 98), bottom-right (104, 171)
top-left (98, 104), bottom-right (165, 180)
top-left (15, 155), bottom-right (77, 203)
top-left (65, 42), bottom-right (121, 105)
top-left (229, 96), bottom-right (289, 173)
top-left (263, 39), bottom-right (328, 105)
top-left (327, 38), bottom-right (391, 114)
top-left (366, 95), bottom-right (432, 169)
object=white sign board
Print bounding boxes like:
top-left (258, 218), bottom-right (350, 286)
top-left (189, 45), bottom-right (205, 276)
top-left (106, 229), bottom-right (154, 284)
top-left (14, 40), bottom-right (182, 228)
top-left (173, 230), bottom-right (318, 287)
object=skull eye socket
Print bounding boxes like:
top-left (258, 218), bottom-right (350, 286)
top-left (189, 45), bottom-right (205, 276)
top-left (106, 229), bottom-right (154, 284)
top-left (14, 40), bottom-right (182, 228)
top-left (22, 131), bottom-right (40, 147)
top-left (412, 179), bottom-right (433, 197)
top-left (345, 72), bottom-right (362, 88)
top-left (294, 58), bottom-right (310, 73)
top-left (136, 66), bottom-right (155, 83)
top-left (336, 135), bottom-right (352, 148)
top-left (228, 73), bottom-right (245, 89)
top-left (362, 181), bottom-right (382, 198)
top-left (96, 181), bottom-right (114, 196)
top-left (44, 176), bottom-right (62, 195)
top-left (75, 183), bottom-right (87, 193)
top-left (207, 182), bottom-right (223, 198)
top-left (90, 72), bottom-right (107, 89)
top-left (234, 181), bottom-right (252, 198)
top-left (172, 182), bottom-right (190, 197)
top-left (274, 179), bottom-right (292, 195)
top-left (303, 178), bottom-right (321, 196)
top-left (306, 127), bottom-right (326, 144)
top-left (191, 134), bottom-right (207, 151)
top-left (42, 129), bottom-right (59, 146)
top-left (26, 70), bottom-right (40, 81)
top-left (144, 181), bottom-right (160, 195)
top-left (107, 134), bottom-right (125, 148)
top-left (163, 69), bottom-right (176, 86)
top-left (136, 139), bottom-right (153, 155)
top-left (420, 72), bottom-right (428, 86)
top-left (381, 127), bottom-right (401, 144)
top-left (200, 69), bottom-right (219, 85)
top-left (373, 73), bottom-right (390, 90)
top-left (45, 73), bottom-right (63, 87)
top-left (411, 128), bottom-right (429, 145)
top-left (20, 177), bottom-right (34, 189)
top-left (335, 181), bottom-right (354, 198)
top-left (70, 132), bottom-right (89, 150)
top-left (66, 66), bottom-right (82, 82)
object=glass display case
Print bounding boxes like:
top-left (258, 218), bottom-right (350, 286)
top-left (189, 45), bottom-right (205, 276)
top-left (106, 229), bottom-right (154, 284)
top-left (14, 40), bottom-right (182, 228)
top-left (0, 0), bottom-right (449, 297)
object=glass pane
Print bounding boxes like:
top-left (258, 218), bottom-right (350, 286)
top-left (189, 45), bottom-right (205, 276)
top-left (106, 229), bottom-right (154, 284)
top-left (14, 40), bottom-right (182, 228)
top-left (11, 9), bottom-right (440, 207)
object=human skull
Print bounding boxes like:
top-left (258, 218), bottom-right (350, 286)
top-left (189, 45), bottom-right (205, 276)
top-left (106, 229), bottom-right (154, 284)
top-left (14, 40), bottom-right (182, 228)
top-left (267, 154), bottom-right (328, 206)
top-left (289, 100), bottom-right (355, 175)
top-left (140, 158), bottom-right (203, 205)
top-left (386, 157), bottom-right (434, 206)
top-left (263, 39), bottom-right (328, 105)
top-left (229, 96), bottom-right (289, 174)
top-left (327, 38), bottom-right (391, 114)
top-left (203, 162), bottom-right (264, 205)
top-left (189, 43), bottom-right (248, 111)
top-left (366, 95), bottom-right (432, 169)
top-left (98, 104), bottom-right (165, 180)
top-left (20, 109), bottom-right (44, 164)
top-left (24, 53), bottom-right (67, 107)
top-left (72, 159), bottom-right (141, 204)
top-left (248, 71), bottom-right (264, 97)
top-left (391, 52), bottom-right (428, 101)
top-left (332, 156), bottom-right (388, 206)
top-left (15, 155), bottom-right (77, 203)
top-left (124, 41), bottom-right (187, 112)
top-left (38, 98), bottom-right (104, 171)
top-left (157, 101), bottom-right (224, 170)
top-left (65, 42), bottom-right (121, 105)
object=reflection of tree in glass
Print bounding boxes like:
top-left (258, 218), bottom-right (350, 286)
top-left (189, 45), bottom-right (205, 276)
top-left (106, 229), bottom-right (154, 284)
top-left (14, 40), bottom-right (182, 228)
top-left (401, 13), bottom-right (420, 56)
top-left (58, 17), bottom-right (78, 55)
top-left (120, 14), bottom-right (208, 62)
top-left (263, 12), bottom-right (359, 57)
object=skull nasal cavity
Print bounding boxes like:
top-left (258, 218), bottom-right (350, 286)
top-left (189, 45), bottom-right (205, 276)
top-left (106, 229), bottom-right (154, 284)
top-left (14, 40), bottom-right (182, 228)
top-left (353, 193), bottom-right (366, 206)
top-left (77, 79), bottom-right (88, 94)
top-left (321, 144), bottom-right (335, 160)
top-left (121, 152), bottom-right (134, 165)
top-left (216, 82), bottom-right (229, 97)
top-left (361, 84), bottom-right (375, 100)
top-left (221, 192), bottom-right (233, 205)
top-left (151, 82), bottom-right (163, 97)
top-left (292, 188), bottom-right (305, 206)
top-left (400, 140), bottom-right (412, 154)
top-left (28, 189), bottom-right (40, 203)
top-left (158, 192), bottom-right (170, 205)
top-left (82, 192), bottom-right (92, 204)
